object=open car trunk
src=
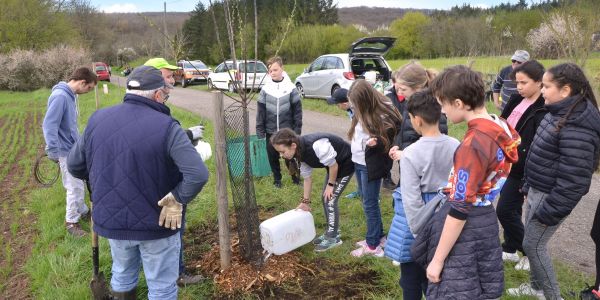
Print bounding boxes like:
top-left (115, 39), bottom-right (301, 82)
top-left (350, 57), bottom-right (391, 82)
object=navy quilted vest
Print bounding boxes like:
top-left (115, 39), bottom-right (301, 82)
top-left (85, 94), bottom-right (182, 240)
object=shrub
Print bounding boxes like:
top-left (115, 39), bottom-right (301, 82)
top-left (0, 46), bottom-right (90, 91)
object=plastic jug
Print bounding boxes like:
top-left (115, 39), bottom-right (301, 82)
top-left (364, 71), bottom-right (377, 84)
top-left (260, 209), bottom-right (316, 255)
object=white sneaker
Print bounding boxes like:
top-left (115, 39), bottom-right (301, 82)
top-left (502, 251), bottom-right (520, 262)
top-left (392, 260), bottom-right (400, 266)
top-left (515, 256), bottom-right (530, 271)
top-left (507, 283), bottom-right (546, 299)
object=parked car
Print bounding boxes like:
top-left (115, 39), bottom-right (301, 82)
top-left (208, 59), bottom-right (268, 92)
top-left (94, 62), bottom-right (111, 81)
top-left (294, 37), bottom-right (396, 99)
top-left (174, 60), bottom-right (211, 88)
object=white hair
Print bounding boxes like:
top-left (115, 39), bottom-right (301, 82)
top-left (126, 88), bottom-right (160, 99)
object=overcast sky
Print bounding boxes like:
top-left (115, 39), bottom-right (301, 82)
top-left (93, 0), bottom-right (526, 13)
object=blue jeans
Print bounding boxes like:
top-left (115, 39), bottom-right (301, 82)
top-left (355, 163), bottom-right (384, 247)
top-left (108, 233), bottom-right (180, 300)
top-left (179, 207), bottom-right (187, 275)
top-left (354, 168), bottom-right (363, 196)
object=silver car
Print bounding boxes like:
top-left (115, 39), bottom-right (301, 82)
top-left (295, 37), bottom-right (396, 99)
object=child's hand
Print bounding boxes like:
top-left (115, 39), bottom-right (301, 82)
top-left (366, 137), bottom-right (377, 147)
top-left (389, 149), bottom-right (403, 161)
top-left (296, 202), bottom-right (311, 212)
top-left (388, 146), bottom-right (399, 158)
top-left (323, 185), bottom-right (334, 201)
top-left (426, 259), bottom-right (444, 283)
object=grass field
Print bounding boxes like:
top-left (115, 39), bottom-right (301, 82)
top-left (0, 80), bottom-right (594, 298)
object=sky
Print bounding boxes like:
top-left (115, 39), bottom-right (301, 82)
top-left (94, 0), bottom-right (525, 13)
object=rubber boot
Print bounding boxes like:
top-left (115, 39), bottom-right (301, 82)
top-left (110, 287), bottom-right (137, 300)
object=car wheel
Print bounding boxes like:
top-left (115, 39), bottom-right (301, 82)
top-left (228, 82), bottom-right (236, 93)
top-left (331, 84), bottom-right (340, 97)
top-left (296, 83), bottom-right (305, 98)
top-left (208, 79), bottom-right (215, 90)
top-left (181, 78), bottom-right (187, 88)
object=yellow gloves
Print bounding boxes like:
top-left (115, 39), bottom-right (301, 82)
top-left (158, 192), bottom-right (183, 230)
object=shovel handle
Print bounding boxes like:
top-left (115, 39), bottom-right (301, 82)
top-left (86, 181), bottom-right (101, 277)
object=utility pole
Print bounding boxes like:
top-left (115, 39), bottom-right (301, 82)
top-left (163, 1), bottom-right (167, 58)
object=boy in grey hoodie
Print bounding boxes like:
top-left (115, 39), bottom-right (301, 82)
top-left (42, 67), bottom-right (97, 237)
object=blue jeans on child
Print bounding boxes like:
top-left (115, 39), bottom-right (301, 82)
top-left (108, 233), bottom-right (180, 300)
top-left (355, 163), bottom-right (384, 247)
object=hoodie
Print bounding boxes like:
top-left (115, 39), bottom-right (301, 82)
top-left (525, 96), bottom-right (600, 226)
top-left (256, 75), bottom-right (302, 137)
top-left (42, 82), bottom-right (80, 159)
top-left (445, 115), bottom-right (520, 220)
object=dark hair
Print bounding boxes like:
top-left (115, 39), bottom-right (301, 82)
top-left (430, 65), bottom-right (485, 110)
top-left (546, 63), bottom-right (599, 132)
top-left (68, 67), bottom-right (98, 84)
top-left (510, 60), bottom-right (545, 82)
top-left (269, 128), bottom-right (301, 176)
top-left (407, 88), bottom-right (441, 125)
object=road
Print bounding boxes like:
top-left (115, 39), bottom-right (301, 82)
top-left (111, 76), bottom-right (598, 276)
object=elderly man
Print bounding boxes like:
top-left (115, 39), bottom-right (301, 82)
top-left (144, 57), bottom-right (206, 286)
top-left (492, 50), bottom-right (530, 111)
top-left (67, 66), bottom-right (209, 299)
top-left (42, 67), bottom-right (97, 237)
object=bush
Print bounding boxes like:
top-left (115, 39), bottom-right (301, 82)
top-left (0, 46), bottom-right (90, 91)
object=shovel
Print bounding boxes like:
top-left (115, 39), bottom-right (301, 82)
top-left (86, 182), bottom-right (110, 300)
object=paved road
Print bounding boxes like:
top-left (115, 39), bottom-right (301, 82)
top-left (112, 76), bottom-right (598, 275)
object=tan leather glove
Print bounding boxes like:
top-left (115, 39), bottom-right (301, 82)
top-left (157, 192), bottom-right (183, 230)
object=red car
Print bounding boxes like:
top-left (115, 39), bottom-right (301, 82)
top-left (94, 62), bottom-right (111, 81)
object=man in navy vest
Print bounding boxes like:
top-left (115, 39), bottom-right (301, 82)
top-left (67, 66), bottom-right (209, 299)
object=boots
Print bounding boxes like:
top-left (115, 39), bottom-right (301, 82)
top-left (110, 287), bottom-right (137, 300)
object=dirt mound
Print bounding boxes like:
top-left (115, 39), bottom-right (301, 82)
top-left (185, 223), bottom-right (380, 299)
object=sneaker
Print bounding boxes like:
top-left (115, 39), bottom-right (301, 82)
top-left (382, 178), bottom-right (396, 190)
top-left (177, 272), bottom-right (205, 287)
top-left (507, 283), bottom-right (546, 299)
top-left (66, 222), bottom-right (87, 237)
top-left (355, 236), bottom-right (387, 248)
top-left (314, 237), bottom-right (343, 252)
top-left (345, 191), bottom-right (361, 199)
top-left (79, 210), bottom-right (91, 222)
top-left (515, 256), bottom-right (530, 271)
top-left (273, 180), bottom-right (282, 188)
top-left (392, 260), bottom-right (401, 266)
top-left (313, 233), bottom-right (341, 245)
top-left (502, 251), bottom-right (520, 262)
top-left (351, 244), bottom-right (384, 258)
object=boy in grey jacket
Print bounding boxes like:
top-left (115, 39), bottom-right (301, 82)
top-left (42, 67), bottom-right (97, 237)
top-left (386, 89), bottom-right (459, 299)
top-left (256, 56), bottom-right (302, 188)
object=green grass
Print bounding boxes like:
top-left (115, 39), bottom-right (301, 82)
top-left (1, 76), bottom-right (593, 298)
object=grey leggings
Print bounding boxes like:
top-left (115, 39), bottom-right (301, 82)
top-left (523, 187), bottom-right (564, 300)
top-left (322, 174), bottom-right (352, 238)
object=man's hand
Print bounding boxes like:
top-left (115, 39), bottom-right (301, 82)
top-left (188, 125), bottom-right (204, 140)
top-left (158, 192), bottom-right (183, 230)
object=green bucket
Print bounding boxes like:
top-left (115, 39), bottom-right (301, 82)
top-left (226, 135), bottom-right (271, 177)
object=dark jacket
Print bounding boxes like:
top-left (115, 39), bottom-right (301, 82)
top-left (386, 87), bottom-right (448, 150)
top-left (500, 93), bottom-right (547, 181)
top-left (256, 77), bottom-right (302, 138)
top-left (411, 202), bottom-right (503, 299)
top-left (300, 133), bottom-right (354, 179)
top-left (67, 94), bottom-right (208, 240)
top-left (525, 96), bottom-right (600, 226)
top-left (365, 117), bottom-right (400, 181)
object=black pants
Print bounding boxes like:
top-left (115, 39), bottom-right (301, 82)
top-left (496, 175), bottom-right (526, 255)
top-left (400, 262), bottom-right (427, 300)
top-left (265, 133), bottom-right (296, 182)
top-left (591, 199), bottom-right (600, 287)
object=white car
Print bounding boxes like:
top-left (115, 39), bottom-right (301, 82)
top-left (295, 37), bottom-right (396, 99)
top-left (207, 59), bottom-right (268, 92)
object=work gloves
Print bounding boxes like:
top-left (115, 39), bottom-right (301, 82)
top-left (158, 192), bottom-right (183, 230)
top-left (189, 125), bottom-right (204, 140)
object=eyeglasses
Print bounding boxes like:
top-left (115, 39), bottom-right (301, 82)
top-left (511, 60), bottom-right (523, 64)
